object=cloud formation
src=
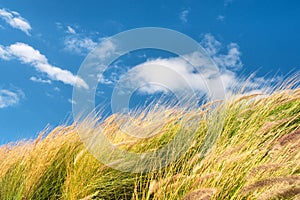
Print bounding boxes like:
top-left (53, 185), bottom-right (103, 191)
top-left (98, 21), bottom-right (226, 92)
top-left (217, 15), bottom-right (225, 21)
top-left (201, 33), bottom-right (243, 70)
top-left (179, 9), bottom-right (189, 23)
top-left (30, 76), bottom-right (52, 84)
top-left (63, 26), bottom-right (97, 55)
top-left (0, 88), bottom-right (24, 109)
top-left (115, 54), bottom-right (236, 96)
top-left (93, 39), bottom-right (116, 60)
top-left (99, 33), bottom-right (277, 97)
top-left (0, 42), bottom-right (88, 89)
top-left (67, 26), bottom-right (76, 34)
top-left (0, 8), bottom-right (32, 35)
top-left (99, 34), bottom-right (241, 95)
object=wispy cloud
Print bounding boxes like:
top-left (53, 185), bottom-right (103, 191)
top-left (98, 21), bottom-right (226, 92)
top-left (179, 9), bottom-right (190, 23)
top-left (30, 76), bottom-right (52, 84)
top-left (201, 34), bottom-right (243, 71)
top-left (0, 42), bottom-right (88, 89)
top-left (66, 25), bottom-right (76, 34)
top-left (214, 43), bottom-right (242, 70)
top-left (0, 8), bottom-right (31, 35)
top-left (0, 88), bottom-right (24, 109)
top-left (217, 15), bottom-right (225, 21)
top-left (200, 34), bottom-right (222, 56)
top-left (98, 74), bottom-right (114, 85)
top-left (63, 25), bottom-right (97, 55)
top-left (93, 38), bottom-right (116, 60)
top-left (64, 36), bottom-right (97, 55)
top-left (0, 45), bottom-right (10, 60)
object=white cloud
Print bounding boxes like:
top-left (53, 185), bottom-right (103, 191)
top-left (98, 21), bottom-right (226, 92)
top-left (98, 74), bottom-right (114, 85)
top-left (114, 56), bottom-right (236, 96)
top-left (8, 42), bottom-right (47, 64)
top-left (213, 43), bottom-right (243, 70)
top-left (62, 24), bottom-right (100, 55)
top-left (0, 88), bottom-right (24, 109)
top-left (30, 76), bottom-right (52, 84)
top-left (201, 34), bottom-right (243, 70)
top-left (0, 8), bottom-right (31, 35)
top-left (63, 25), bottom-right (116, 57)
top-left (0, 45), bottom-right (10, 60)
top-left (0, 42), bottom-right (88, 89)
top-left (67, 26), bottom-right (76, 34)
top-left (93, 39), bottom-right (116, 60)
top-left (63, 26), bottom-right (98, 55)
top-left (64, 36), bottom-right (97, 55)
top-left (200, 34), bottom-right (222, 56)
top-left (100, 33), bottom-right (278, 98)
top-left (179, 9), bottom-right (189, 23)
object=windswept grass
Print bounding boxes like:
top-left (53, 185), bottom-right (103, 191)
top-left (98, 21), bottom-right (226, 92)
top-left (0, 84), bottom-right (299, 199)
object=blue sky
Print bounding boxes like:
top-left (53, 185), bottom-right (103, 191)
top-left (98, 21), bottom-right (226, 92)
top-left (0, 0), bottom-right (299, 144)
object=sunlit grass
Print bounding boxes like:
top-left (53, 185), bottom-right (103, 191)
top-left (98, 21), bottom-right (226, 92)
top-left (0, 80), bottom-right (299, 199)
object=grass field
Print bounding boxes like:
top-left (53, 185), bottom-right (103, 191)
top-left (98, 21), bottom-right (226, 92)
top-left (0, 80), bottom-right (299, 199)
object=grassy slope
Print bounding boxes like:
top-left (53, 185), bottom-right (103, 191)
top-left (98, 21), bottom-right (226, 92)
top-left (0, 88), bottom-right (299, 200)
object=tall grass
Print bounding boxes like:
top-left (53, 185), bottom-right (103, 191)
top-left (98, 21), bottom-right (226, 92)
top-left (0, 82), bottom-right (299, 199)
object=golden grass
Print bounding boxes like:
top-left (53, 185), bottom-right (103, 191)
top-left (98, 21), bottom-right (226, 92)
top-left (0, 81), bottom-right (299, 199)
